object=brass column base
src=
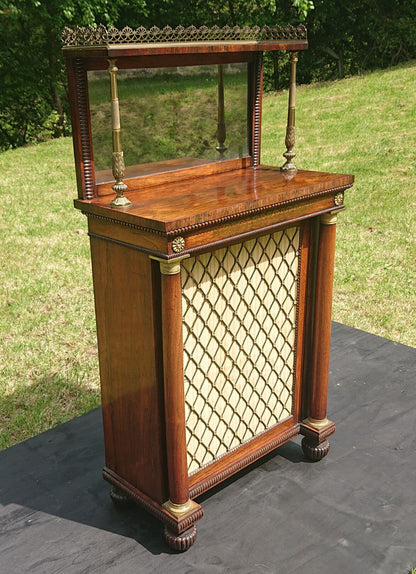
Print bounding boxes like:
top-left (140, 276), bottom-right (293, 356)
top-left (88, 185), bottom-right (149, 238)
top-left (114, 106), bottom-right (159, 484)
top-left (110, 195), bottom-right (131, 207)
top-left (304, 416), bottom-right (333, 431)
top-left (110, 180), bottom-right (131, 208)
top-left (163, 499), bottom-right (200, 519)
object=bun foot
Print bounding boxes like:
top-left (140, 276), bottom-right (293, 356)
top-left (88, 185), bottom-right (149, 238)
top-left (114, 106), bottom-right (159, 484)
top-left (110, 486), bottom-right (133, 507)
top-left (164, 524), bottom-right (197, 552)
top-left (301, 437), bottom-right (330, 461)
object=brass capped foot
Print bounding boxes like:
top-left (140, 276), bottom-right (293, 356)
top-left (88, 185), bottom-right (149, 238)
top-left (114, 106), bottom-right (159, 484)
top-left (301, 437), bottom-right (330, 461)
top-left (164, 524), bottom-right (197, 552)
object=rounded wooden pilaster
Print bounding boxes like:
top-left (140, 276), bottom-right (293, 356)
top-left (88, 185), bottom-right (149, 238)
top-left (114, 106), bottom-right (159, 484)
top-left (157, 256), bottom-right (190, 506)
top-left (150, 254), bottom-right (202, 550)
top-left (307, 212), bottom-right (338, 425)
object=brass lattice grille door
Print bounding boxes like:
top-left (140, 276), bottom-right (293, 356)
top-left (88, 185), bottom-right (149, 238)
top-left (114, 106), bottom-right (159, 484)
top-left (181, 227), bottom-right (301, 474)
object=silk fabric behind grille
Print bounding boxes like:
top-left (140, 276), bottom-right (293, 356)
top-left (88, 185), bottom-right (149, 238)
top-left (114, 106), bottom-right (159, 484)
top-left (181, 227), bottom-right (300, 474)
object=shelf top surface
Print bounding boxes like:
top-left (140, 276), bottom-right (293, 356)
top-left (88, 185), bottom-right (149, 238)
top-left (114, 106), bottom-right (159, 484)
top-left (75, 166), bottom-right (354, 234)
top-left (62, 24), bottom-right (308, 57)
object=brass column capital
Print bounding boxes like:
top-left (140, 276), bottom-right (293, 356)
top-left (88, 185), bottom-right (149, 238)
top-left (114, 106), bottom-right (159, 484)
top-left (150, 254), bottom-right (190, 275)
top-left (321, 212), bottom-right (338, 226)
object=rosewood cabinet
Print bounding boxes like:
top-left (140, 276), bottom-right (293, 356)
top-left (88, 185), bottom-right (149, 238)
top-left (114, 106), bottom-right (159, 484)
top-left (63, 24), bottom-right (354, 551)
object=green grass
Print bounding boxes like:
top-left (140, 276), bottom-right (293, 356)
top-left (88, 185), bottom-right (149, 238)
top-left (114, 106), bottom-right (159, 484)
top-left (0, 61), bottom-right (415, 450)
top-left (263, 60), bottom-right (416, 345)
top-left (0, 139), bottom-right (100, 449)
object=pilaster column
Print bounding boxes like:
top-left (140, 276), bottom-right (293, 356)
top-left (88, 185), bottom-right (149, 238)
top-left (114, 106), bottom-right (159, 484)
top-left (150, 255), bottom-right (198, 516)
top-left (307, 212), bottom-right (338, 427)
top-left (301, 212), bottom-right (338, 460)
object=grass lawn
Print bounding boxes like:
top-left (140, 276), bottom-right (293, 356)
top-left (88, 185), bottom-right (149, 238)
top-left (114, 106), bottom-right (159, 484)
top-left (0, 60), bottom-right (415, 450)
top-left (262, 60), bottom-right (416, 345)
top-left (0, 138), bottom-right (100, 449)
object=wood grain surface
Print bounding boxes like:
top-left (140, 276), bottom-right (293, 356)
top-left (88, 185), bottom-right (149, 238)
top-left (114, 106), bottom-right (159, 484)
top-left (75, 167), bottom-right (354, 234)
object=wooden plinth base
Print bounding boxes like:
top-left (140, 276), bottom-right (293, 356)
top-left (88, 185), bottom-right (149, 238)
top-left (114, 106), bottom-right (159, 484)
top-left (164, 524), bottom-right (198, 552)
top-left (299, 418), bottom-right (335, 462)
top-left (103, 467), bottom-right (203, 550)
top-left (110, 486), bottom-right (134, 507)
top-left (301, 437), bottom-right (330, 461)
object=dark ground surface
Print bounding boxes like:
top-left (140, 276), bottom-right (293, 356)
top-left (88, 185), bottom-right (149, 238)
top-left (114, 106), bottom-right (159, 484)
top-left (0, 322), bottom-right (415, 574)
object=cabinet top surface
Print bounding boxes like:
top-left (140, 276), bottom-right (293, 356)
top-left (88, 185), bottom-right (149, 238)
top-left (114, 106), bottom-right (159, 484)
top-left (75, 166), bottom-right (354, 235)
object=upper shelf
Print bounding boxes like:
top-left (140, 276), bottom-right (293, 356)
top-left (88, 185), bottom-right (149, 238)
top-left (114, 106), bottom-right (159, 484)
top-left (62, 24), bottom-right (308, 57)
top-left (64, 23), bottom-right (310, 203)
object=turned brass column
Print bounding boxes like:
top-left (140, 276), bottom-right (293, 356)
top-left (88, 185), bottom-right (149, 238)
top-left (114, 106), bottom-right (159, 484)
top-left (108, 59), bottom-right (131, 207)
top-left (281, 52), bottom-right (298, 172)
top-left (216, 64), bottom-right (227, 159)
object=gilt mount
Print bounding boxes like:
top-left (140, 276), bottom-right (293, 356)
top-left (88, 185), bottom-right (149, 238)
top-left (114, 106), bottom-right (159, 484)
top-left (62, 23), bottom-right (307, 47)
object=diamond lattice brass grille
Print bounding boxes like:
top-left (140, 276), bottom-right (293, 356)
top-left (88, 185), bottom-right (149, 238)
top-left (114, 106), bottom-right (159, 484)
top-left (181, 227), bottom-right (301, 474)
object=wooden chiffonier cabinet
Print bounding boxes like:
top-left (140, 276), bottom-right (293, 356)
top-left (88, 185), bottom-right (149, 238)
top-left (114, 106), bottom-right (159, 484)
top-left (63, 24), bottom-right (354, 551)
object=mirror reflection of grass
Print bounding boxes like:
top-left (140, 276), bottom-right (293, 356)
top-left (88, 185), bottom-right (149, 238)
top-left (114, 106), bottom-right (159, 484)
top-left (88, 66), bottom-right (248, 170)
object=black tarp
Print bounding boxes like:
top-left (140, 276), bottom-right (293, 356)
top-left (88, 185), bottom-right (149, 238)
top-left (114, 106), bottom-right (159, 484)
top-left (0, 323), bottom-right (415, 574)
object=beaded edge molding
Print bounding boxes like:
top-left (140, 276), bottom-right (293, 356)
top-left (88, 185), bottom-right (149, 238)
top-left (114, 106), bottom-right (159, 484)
top-left (83, 183), bottom-right (351, 238)
top-left (189, 424), bottom-right (300, 498)
top-left (62, 23), bottom-right (307, 47)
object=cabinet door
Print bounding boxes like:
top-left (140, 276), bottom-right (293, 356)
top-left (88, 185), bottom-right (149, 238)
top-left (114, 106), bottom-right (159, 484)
top-left (181, 224), bottom-right (309, 483)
